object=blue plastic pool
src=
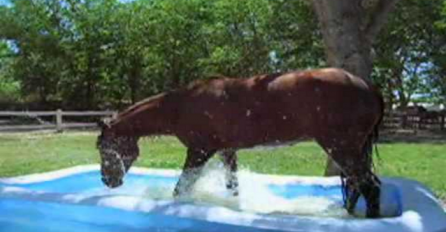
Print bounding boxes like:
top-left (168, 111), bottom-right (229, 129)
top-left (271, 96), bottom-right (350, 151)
top-left (0, 169), bottom-right (346, 232)
top-left (1, 166), bottom-right (444, 232)
top-left (0, 169), bottom-right (349, 232)
top-left (1, 170), bottom-right (343, 199)
top-left (0, 198), bottom-right (279, 232)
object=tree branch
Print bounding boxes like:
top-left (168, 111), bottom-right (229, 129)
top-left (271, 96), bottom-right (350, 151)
top-left (364, 0), bottom-right (400, 42)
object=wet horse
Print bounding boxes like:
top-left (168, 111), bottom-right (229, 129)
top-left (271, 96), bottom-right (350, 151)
top-left (96, 68), bottom-right (384, 218)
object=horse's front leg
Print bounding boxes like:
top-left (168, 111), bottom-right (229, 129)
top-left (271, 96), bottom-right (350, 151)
top-left (173, 148), bottom-right (216, 198)
top-left (220, 149), bottom-right (239, 196)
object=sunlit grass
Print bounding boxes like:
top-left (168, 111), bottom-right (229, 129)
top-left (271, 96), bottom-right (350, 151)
top-left (0, 132), bottom-right (445, 202)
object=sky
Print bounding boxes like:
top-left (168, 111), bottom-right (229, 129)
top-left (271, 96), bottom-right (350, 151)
top-left (0, 0), bottom-right (10, 6)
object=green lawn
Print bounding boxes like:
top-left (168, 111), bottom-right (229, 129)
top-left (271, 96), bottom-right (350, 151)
top-left (0, 132), bottom-right (445, 202)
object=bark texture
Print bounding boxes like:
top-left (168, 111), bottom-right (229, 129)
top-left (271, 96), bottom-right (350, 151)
top-left (311, 0), bottom-right (399, 176)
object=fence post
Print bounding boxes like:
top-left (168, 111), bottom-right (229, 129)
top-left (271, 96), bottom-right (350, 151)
top-left (56, 109), bottom-right (63, 132)
top-left (401, 114), bottom-right (407, 129)
top-left (441, 115), bottom-right (445, 131)
top-left (418, 115), bottom-right (423, 130)
top-left (112, 112), bottom-right (118, 120)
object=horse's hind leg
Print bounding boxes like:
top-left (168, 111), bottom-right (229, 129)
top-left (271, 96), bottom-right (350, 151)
top-left (220, 149), bottom-right (239, 196)
top-left (360, 172), bottom-right (381, 218)
top-left (341, 172), bottom-right (361, 214)
top-left (342, 171), bottom-right (380, 218)
top-left (173, 148), bottom-right (216, 198)
top-left (317, 137), bottom-right (381, 218)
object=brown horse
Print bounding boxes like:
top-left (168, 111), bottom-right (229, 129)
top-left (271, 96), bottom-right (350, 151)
top-left (96, 68), bottom-right (384, 218)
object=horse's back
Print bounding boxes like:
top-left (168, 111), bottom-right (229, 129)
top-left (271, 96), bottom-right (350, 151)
top-left (175, 68), bottom-right (383, 149)
top-left (252, 68), bottom-right (382, 120)
top-left (254, 68), bottom-right (382, 133)
top-left (266, 68), bottom-right (374, 93)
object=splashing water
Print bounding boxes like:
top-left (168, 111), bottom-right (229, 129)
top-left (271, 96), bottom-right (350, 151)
top-left (190, 160), bottom-right (348, 217)
top-left (101, 159), bottom-right (349, 218)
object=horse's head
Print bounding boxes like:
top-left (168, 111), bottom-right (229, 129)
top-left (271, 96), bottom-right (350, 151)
top-left (96, 120), bottom-right (139, 188)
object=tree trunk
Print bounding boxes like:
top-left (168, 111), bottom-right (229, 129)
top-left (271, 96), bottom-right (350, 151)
top-left (311, 0), bottom-right (399, 176)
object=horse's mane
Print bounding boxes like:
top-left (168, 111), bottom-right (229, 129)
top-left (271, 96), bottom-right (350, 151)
top-left (108, 71), bottom-right (287, 127)
top-left (110, 93), bottom-right (168, 126)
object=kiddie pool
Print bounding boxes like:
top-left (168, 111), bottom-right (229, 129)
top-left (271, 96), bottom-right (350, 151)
top-left (0, 164), bottom-right (445, 232)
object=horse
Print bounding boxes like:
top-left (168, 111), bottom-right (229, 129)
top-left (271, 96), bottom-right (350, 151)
top-left (96, 67), bottom-right (384, 218)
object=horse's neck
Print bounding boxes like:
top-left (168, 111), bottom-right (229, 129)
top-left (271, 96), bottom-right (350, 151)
top-left (110, 93), bottom-right (177, 137)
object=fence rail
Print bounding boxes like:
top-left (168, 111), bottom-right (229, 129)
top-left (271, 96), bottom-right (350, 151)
top-left (0, 110), bottom-right (116, 132)
top-left (1, 110), bottom-right (445, 133)
top-left (383, 111), bottom-right (445, 131)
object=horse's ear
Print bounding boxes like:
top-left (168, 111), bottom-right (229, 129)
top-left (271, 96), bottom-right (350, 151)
top-left (97, 118), bottom-right (112, 130)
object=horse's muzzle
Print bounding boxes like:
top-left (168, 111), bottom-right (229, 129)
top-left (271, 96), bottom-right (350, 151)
top-left (101, 177), bottom-right (123, 188)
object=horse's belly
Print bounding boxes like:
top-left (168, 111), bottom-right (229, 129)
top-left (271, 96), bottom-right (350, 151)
top-left (240, 137), bottom-right (311, 151)
top-left (219, 121), bottom-right (312, 150)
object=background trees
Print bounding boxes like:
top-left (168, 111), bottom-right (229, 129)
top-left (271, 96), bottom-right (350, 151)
top-left (0, 0), bottom-right (444, 111)
top-left (373, 0), bottom-right (446, 108)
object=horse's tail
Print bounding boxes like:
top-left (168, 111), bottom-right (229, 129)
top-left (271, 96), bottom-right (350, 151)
top-left (363, 92), bottom-right (385, 183)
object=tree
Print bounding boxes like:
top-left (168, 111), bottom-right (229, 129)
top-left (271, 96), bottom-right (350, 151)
top-left (427, 1), bottom-right (446, 105)
top-left (0, 0), bottom-right (69, 106)
top-left (2, 0), bottom-right (442, 115)
top-left (0, 41), bottom-right (21, 104)
top-left (310, 0), bottom-right (399, 175)
top-left (373, 0), bottom-right (446, 109)
top-left (266, 0), bottom-right (324, 71)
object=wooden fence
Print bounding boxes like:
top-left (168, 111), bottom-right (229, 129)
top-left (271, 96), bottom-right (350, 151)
top-left (383, 111), bottom-right (446, 131)
top-left (0, 110), bottom-right (116, 132)
top-left (1, 110), bottom-right (445, 133)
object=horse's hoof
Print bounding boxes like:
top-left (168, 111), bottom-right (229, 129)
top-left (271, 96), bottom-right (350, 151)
top-left (366, 208), bottom-right (380, 218)
top-left (366, 213), bottom-right (380, 219)
top-left (172, 189), bottom-right (182, 198)
top-left (346, 206), bottom-right (355, 215)
top-left (231, 190), bottom-right (239, 197)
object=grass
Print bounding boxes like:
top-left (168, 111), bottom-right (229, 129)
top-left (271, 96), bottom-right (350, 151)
top-left (0, 131), bottom-right (445, 203)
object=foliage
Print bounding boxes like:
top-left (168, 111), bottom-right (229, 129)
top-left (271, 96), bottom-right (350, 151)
top-left (428, 0), bottom-right (446, 105)
top-left (0, 0), bottom-right (444, 109)
top-left (372, 0), bottom-right (446, 106)
top-left (0, 0), bottom-right (319, 109)
top-left (0, 41), bottom-right (21, 102)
